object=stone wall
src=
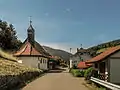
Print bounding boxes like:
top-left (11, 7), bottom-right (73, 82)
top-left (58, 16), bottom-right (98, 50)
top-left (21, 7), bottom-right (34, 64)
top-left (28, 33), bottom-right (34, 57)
top-left (0, 71), bottom-right (43, 90)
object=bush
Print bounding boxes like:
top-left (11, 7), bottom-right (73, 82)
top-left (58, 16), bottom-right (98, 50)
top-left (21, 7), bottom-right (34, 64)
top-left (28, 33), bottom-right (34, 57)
top-left (72, 65), bottom-right (77, 69)
top-left (70, 69), bottom-right (85, 77)
top-left (84, 67), bottom-right (93, 80)
top-left (98, 87), bottom-right (106, 90)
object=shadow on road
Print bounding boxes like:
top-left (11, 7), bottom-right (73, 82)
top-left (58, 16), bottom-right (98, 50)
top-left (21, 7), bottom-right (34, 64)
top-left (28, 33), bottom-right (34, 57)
top-left (48, 68), bottom-right (66, 73)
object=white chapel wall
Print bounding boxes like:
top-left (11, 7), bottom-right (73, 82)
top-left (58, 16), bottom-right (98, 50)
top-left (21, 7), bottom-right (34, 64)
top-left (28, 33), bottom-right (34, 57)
top-left (18, 56), bottom-right (38, 68)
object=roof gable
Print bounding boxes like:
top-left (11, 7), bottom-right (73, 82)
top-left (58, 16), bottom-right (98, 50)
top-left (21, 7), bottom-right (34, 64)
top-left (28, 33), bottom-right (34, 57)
top-left (14, 40), bottom-right (50, 57)
top-left (85, 46), bottom-right (120, 63)
top-left (77, 61), bottom-right (92, 69)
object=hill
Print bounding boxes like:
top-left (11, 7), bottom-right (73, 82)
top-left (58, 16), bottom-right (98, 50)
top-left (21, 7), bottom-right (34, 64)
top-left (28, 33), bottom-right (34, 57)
top-left (87, 39), bottom-right (120, 57)
top-left (43, 46), bottom-right (72, 61)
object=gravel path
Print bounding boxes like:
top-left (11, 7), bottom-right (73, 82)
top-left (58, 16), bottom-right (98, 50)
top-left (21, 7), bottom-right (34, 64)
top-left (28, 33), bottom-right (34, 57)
top-left (22, 70), bottom-right (89, 90)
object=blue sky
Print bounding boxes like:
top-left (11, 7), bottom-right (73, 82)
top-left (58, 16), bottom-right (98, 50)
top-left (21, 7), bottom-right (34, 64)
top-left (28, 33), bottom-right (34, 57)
top-left (1, 0), bottom-right (120, 53)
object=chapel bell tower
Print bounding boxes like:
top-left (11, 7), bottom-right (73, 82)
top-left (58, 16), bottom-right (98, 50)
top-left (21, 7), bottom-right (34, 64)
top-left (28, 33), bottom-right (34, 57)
top-left (27, 17), bottom-right (35, 45)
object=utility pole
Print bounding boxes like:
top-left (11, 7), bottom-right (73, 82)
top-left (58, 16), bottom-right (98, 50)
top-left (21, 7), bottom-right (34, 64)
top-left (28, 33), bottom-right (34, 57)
top-left (70, 48), bottom-right (72, 53)
top-left (68, 48), bottom-right (72, 69)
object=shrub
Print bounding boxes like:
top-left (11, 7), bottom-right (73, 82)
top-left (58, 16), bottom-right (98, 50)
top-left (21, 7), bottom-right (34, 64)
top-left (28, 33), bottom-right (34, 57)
top-left (70, 69), bottom-right (85, 77)
top-left (98, 87), bottom-right (106, 90)
top-left (84, 67), bottom-right (93, 80)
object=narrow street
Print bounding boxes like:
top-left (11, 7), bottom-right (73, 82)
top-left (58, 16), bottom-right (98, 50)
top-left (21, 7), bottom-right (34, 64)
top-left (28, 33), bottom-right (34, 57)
top-left (22, 69), bottom-right (89, 90)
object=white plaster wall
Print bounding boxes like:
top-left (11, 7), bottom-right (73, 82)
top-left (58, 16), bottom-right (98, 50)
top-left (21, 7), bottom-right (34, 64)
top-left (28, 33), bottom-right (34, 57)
top-left (18, 57), bottom-right (38, 68)
top-left (18, 56), bottom-right (48, 70)
top-left (70, 56), bottom-right (80, 67)
top-left (110, 58), bottom-right (120, 84)
top-left (110, 50), bottom-right (120, 58)
top-left (70, 59), bottom-right (73, 68)
top-left (70, 54), bottom-right (92, 68)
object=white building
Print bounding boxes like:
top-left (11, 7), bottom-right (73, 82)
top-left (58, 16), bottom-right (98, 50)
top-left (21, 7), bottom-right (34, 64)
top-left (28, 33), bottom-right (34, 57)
top-left (14, 20), bottom-right (50, 70)
top-left (70, 48), bottom-right (92, 68)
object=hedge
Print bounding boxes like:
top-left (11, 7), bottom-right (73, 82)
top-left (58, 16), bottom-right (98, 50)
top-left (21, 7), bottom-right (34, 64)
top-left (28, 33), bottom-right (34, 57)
top-left (70, 69), bottom-right (85, 77)
top-left (84, 67), bottom-right (94, 81)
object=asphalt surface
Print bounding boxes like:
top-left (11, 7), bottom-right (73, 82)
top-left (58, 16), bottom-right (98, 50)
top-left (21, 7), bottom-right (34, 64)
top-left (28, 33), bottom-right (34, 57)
top-left (22, 69), bottom-right (89, 90)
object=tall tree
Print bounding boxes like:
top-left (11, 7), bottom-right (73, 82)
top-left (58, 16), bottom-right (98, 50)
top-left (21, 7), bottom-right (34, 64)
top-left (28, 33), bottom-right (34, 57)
top-left (0, 19), bottom-right (22, 50)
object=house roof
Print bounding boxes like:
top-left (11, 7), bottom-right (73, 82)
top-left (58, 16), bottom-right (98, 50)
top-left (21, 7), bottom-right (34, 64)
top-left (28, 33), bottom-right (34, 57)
top-left (14, 39), bottom-right (50, 57)
top-left (73, 48), bottom-right (90, 57)
top-left (77, 48), bottom-right (88, 53)
top-left (85, 46), bottom-right (120, 63)
top-left (77, 61), bottom-right (92, 69)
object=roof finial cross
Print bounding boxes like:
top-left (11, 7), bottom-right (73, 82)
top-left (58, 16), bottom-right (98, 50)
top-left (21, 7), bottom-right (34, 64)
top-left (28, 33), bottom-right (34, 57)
top-left (29, 16), bottom-right (32, 25)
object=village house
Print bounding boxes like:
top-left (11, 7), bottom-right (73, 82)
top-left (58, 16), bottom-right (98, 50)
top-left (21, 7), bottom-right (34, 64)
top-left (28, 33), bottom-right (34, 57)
top-left (70, 47), bottom-right (92, 68)
top-left (14, 20), bottom-right (51, 70)
top-left (77, 61), bottom-right (92, 69)
top-left (85, 46), bottom-right (120, 85)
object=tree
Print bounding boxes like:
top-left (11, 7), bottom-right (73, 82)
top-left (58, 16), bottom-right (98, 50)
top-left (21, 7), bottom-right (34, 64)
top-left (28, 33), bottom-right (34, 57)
top-left (0, 20), bottom-right (22, 50)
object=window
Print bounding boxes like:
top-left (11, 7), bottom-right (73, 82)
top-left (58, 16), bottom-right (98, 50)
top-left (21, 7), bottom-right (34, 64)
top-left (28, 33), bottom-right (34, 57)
top-left (38, 63), bottom-right (40, 69)
top-left (95, 63), bottom-right (98, 68)
top-left (43, 59), bottom-right (44, 63)
top-left (40, 59), bottom-right (42, 63)
top-left (72, 61), bottom-right (74, 63)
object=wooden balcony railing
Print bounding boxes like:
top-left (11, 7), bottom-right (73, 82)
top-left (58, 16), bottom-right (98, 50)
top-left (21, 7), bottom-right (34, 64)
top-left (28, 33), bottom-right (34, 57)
top-left (98, 73), bottom-right (108, 81)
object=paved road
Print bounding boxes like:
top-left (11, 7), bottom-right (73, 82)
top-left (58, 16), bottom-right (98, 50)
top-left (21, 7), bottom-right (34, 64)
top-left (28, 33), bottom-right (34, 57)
top-left (22, 70), bottom-right (89, 90)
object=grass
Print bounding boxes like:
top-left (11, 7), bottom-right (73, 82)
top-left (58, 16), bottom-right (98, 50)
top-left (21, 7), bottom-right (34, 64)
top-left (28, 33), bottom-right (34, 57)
top-left (83, 82), bottom-right (106, 90)
top-left (96, 48), bottom-right (108, 54)
top-left (0, 48), bottom-right (43, 75)
top-left (0, 58), bottom-right (42, 75)
top-left (96, 45), bottom-right (120, 54)
top-left (0, 48), bottom-right (17, 61)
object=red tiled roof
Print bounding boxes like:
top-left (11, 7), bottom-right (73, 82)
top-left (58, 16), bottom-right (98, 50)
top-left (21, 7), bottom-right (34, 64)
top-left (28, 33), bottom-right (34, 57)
top-left (49, 56), bottom-right (54, 59)
top-left (86, 46), bottom-right (120, 63)
top-left (77, 61), bottom-right (92, 69)
top-left (14, 41), bottom-right (46, 57)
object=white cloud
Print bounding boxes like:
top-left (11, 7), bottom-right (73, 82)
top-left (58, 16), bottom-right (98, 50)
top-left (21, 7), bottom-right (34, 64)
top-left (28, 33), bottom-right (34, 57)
top-left (39, 42), bottom-right (78, 54)
top-left (64, 8), bottom-right (71, 13)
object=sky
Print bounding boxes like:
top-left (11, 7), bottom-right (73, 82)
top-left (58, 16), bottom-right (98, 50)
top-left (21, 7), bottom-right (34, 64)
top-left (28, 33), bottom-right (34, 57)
top-left (0, 0), bottom-right (120, 54)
